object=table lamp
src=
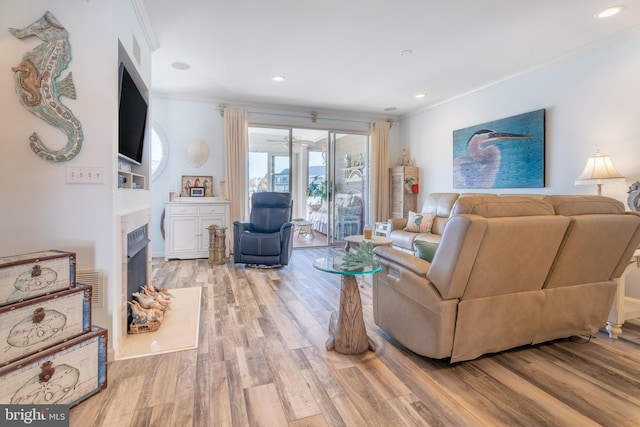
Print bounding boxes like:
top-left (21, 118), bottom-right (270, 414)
top-left (575, 150), bottom-right (625, 195)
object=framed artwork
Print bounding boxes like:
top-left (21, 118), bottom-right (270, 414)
top-left (452, 109), bottom-right (545, 189)
top-left (189, 187), bottom-right (205, 197)
top-left (181, 175), bottom-right (214, 197)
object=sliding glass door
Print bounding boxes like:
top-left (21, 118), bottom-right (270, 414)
top-left (330, 132), bottom-right (369, 245)
top-left (248, 126), bottom-right (369, 247)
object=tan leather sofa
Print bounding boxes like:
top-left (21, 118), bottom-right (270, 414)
top-left (373, 195), bottom-right (640, 362)
top-left (387, 193), bottom-right (490, 254)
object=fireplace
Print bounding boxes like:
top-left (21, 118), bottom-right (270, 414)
top-left (117, 208), bottom-right (151, 359)
top-left (127, 224), bottom-right (150, 326)
top-left (116, 208), bottom-right (202, 360)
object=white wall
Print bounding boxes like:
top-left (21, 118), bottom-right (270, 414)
top-left (399, 32), bottom-right (640, 297)
top-left (400, 33), bottom-right (640, 203)
top-left (0, 0), bottom-right (152, 357)
top-left (150, 97), bottom-right (225, 256)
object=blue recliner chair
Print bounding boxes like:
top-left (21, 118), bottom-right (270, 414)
top-left (233, 192), bottom-right (294, 266)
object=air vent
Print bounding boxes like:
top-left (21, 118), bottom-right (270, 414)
top-left (77, 269), bottom-right (104, 308)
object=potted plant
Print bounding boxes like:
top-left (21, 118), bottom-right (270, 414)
top-left (307, 176), bottom-right (327, 210)
top-left (404, 177), bottom-right (414, 193)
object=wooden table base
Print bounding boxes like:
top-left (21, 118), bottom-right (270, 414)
top-left (325, 274), bottom-right (375, 354)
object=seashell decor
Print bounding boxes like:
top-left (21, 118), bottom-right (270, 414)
top-left (128, 284), bottom-right (175, 334)
top-left (185, 138), bottom-right (209, 168)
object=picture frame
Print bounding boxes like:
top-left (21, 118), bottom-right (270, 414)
top-left (452, 109), bottom-right (545, 189)
top-left (189, 187), bottom-right (205, 197)
top-left (181, 175), bottom-right (214, 197)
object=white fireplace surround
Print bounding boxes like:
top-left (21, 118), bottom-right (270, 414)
top-left (116, 208), bottom-right (151, 359)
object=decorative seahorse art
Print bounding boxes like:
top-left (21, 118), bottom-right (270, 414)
top-left (9, 11), bottom-right (83, 162)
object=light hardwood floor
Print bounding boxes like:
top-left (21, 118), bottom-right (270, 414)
top-left (71, 247), bottom-right (640, 426)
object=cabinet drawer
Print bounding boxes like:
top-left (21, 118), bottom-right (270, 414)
top-left (198, 205), bottom-right (226, 215)
top-left (169, 205), bottom-right (198, 215)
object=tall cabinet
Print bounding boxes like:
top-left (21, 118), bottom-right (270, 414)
top-left (390, 166), bottom-right (419, 218)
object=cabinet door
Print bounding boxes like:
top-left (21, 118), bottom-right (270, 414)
top-left (390, 171), bottom-right (404, 218)
top-left (168, 216), bottom-right (199, 254)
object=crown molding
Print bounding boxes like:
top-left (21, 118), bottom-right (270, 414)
top-left (131, 0), bottom-right (159, 52)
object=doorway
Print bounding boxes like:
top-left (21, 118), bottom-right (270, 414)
top-left (248, 127), bottom-right (369, 248)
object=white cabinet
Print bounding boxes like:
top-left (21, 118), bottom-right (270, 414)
top-left (390, 167), bottom-right (419, 218)
top-left (164, 200), bottom-right (230, 260)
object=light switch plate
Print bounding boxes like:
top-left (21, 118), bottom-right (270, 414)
top-left (66, 166), bottom-right (104, 184)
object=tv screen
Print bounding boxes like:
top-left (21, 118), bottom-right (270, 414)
top-left (118, 63), bottom-right (148, 165)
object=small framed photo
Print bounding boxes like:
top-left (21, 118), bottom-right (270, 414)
top-left (189, 186), bottom-right (205, 197)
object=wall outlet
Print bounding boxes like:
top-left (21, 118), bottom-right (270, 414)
top-left (66, 166), bottom-right (104, 184)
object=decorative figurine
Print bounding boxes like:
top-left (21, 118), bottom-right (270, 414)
top-left (398, 149), bottom-right (411, 166)
top-left (628, 181), bottom-right (640, 212)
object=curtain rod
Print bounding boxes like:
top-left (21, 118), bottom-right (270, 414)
top-left (217, 104), bottom-right (396, 126)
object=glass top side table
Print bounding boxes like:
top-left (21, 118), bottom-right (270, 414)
top-left (313, 256), bottom-right (381, 354)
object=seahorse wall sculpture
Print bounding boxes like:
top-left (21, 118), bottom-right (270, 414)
top-left (9, 11), bottom-right (83, 162)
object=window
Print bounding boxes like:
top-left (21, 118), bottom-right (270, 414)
top-left (150, 124), bottom-right (169, 181)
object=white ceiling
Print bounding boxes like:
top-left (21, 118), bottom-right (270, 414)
top-left (142, 0), bottom-right (640, 117)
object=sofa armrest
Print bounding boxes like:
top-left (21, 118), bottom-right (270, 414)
top-left (388, 218), bottom-right (408, 231)
top-left (234, 220), bottom-right (251, 233)
top-left (374, 246), bottom-right (429, 277)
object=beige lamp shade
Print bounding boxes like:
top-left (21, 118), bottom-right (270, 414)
top-left (575, 150), bottom-right (625, 195)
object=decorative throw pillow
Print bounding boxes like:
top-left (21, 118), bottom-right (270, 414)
top-left (403, 212), bottom-right (435, 233)
top-left (414, 240), bottom-right (439, 263)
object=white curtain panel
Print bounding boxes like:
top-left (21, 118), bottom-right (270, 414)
top-left (224, 108), bottom-right (248, 244)
top-left (370, 121), bottom-right (390, 223)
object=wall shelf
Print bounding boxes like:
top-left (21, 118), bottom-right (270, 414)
top-left (342, 165), bottom-right (364, 183)
top-left (118, 171), bottom-right (146, 189)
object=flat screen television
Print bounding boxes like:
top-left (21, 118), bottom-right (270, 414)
top-left (118, 62), bottom-right (148, 166)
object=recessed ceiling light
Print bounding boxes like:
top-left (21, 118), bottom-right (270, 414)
top-left (399, 50), bottom-right (413, 56)
top-left (272, 75), bottom-right (285, 82)
top-left (384, 107), bottom-right (397, 112)
top-left (595, 5), bottom-right (626, 18)
top-left (171, 62), bottom-right (190, 70)
top-left (415, 93), bottom-right (426, 99)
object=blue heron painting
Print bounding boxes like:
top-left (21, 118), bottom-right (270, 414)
top-left (453, 109), bottom-right (545, 189)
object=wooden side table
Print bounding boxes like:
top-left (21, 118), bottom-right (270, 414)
top-left (207, 226), bottom-right (227, 266)
top-left (291, 219), bottom-right (314, 239)
top-left (312, 256), bottom-right (381, 354)
top-left (606, 249), bottom-right (640, 338)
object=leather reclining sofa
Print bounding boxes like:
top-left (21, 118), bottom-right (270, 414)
top-left (374, 194), bottom-right (640, 362)
top-left (387, 192), bottom-right (480, 254)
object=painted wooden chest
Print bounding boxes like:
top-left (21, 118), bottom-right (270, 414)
top-left (0, 250), bottom-right (76, 306)
top-left (0, 284), bottom-right (92, 366)
top-left (0, 326), bottom-right (107, 407)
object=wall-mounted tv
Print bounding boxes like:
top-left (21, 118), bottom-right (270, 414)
top-left (118, 62), bottom-right (148, 166)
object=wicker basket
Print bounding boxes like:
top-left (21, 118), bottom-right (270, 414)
top-left (129, 320), bottom-right (162, 334)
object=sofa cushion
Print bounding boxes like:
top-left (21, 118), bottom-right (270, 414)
top-left (404, 212), bottom-right (435, 233)
top-left (452, 195), bottom-right (555, 217)
top-left (415, 240), bottom-right (438, 263)
top-left (542, 195), bottom-right (624, 215)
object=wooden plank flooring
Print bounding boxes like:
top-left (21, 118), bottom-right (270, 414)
top-left (71, 247), bottom-right (640, 426)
